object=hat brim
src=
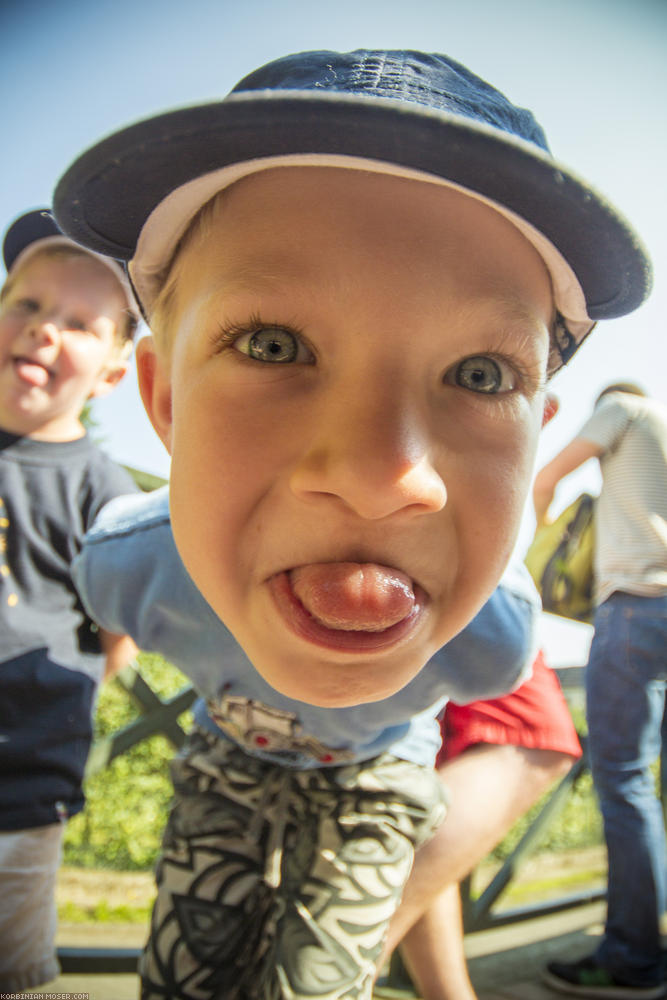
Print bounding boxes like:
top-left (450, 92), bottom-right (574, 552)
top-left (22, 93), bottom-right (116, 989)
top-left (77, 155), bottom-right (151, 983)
top-left (53, 89), bottom-right (652, 321)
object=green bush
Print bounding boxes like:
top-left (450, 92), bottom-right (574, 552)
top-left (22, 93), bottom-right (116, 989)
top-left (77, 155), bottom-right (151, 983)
top-left (63, 653), bottom-right (191, 871)
top-left (490, 770), bottom-right (603, 861)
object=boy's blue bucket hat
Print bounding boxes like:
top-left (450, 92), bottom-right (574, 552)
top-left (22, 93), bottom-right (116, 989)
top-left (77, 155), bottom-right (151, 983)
top-left (53, 49), bottom-right (652, 369)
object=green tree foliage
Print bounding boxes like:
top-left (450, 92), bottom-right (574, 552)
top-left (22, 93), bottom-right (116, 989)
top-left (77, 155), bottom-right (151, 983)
top-left (63, 653), bottom-right (191, 870)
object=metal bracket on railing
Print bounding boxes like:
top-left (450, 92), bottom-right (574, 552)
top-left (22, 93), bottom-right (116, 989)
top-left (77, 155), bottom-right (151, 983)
top-left (84, 661), bottom-right (197, 778)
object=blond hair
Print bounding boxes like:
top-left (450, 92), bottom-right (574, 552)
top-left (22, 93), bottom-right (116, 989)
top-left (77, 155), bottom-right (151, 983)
top-left (148, 190), bottom-right (229, 351)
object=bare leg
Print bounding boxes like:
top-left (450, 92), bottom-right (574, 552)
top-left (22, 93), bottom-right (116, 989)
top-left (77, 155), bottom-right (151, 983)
top-left (401, 882), bottom-right (476, 1000)
top-left (377, 743), bottom-right (576, 999)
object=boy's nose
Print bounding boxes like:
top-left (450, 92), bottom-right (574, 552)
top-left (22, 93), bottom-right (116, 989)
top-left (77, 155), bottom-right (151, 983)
top-left (289, 389), bottom-right (447, 521)
top-left (26, 314), bottom-right (61, 345)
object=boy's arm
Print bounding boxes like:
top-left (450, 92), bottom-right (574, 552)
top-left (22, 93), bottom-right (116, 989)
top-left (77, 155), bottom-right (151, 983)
top-left (72, 488), bottom-right (214, 667)
top-left (532, 436), bottom-right (602, 524)
top-left (98, 628), bottom-right (139, 681)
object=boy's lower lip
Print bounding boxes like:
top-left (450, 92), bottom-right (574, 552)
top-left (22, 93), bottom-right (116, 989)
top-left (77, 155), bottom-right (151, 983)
top-left (268, 569), bottom-right (426, 653)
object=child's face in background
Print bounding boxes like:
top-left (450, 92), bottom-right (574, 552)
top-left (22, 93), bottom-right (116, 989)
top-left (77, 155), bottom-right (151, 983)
top-left (0, 253), bottom-right (127, 440)
top-left (139, 168), bottom-right (553, 706)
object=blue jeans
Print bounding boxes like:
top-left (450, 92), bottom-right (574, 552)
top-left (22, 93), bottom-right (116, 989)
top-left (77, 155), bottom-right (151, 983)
top-left (586, 591), bottom-right (667, 986)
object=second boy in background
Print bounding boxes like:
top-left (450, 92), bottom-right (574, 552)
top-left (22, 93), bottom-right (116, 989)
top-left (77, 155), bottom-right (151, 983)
top-left (0, 210), bottom-right (139, 991)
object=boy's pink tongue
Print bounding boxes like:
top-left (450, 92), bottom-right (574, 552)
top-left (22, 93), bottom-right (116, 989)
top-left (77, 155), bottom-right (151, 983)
top-left (290, 562), bottom-right (415, 632)
top-left (15, 361), bottom-right (50, 387)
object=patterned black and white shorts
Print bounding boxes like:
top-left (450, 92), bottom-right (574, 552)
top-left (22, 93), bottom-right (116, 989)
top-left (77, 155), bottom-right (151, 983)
top-left (140, 728), bottom-right (447, 999)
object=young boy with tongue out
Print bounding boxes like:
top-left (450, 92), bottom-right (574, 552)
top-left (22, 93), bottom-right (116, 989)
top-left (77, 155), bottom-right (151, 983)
top-left (56, 48), bottom-right (651, 999)
top-left (0, 208), bottom-right (140, 991)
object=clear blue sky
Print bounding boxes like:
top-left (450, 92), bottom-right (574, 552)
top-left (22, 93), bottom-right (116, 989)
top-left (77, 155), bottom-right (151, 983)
top-left (3, 0), bottom-right (665, 662)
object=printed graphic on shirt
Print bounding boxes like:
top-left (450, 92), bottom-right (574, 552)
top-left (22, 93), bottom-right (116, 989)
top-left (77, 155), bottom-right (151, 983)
top-left (0, 498), bottom-right (18, 608)
top-left (206, 692), bottom-right (355, 764)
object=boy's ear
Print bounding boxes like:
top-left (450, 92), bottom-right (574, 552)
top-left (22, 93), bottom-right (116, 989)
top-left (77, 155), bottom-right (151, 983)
top-left (542, 392), bottom-right (559, 428)
top-left (136, 335), bottom-right (174, 454)
top-left (88, 359), bottom-right (129, 400)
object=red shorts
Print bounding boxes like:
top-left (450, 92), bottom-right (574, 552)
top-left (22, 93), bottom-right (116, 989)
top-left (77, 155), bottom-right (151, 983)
top-left (436, 650), bottom-right (582, 767)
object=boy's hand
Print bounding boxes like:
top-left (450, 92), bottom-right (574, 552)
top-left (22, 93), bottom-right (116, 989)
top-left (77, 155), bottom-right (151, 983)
top-left (99, 629), bottom-right (139, 681)
top-left (532, 474), bottom-right (556, 526)
top-left (533, 436), bottom-right (603, 525)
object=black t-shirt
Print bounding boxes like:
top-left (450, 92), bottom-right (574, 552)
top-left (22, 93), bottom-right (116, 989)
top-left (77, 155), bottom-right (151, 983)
top-left (0, 429), bottom-right (138, 829)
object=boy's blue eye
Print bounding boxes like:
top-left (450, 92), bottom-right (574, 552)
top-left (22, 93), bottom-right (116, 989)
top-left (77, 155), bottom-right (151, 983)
top-left (233, 326), bottom-right (311, 364)
top-left (250, 328), bottom-right (296, 362)
top-left (450, 355), bottom-right (513, 394)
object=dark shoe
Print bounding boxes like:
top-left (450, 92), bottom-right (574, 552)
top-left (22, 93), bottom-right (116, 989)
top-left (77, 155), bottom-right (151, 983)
top-left (542, 954), bottom-right (667, 999)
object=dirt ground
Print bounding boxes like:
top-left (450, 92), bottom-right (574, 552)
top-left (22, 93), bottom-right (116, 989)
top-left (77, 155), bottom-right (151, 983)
top-left (57, 866), bottom-right (156, 913)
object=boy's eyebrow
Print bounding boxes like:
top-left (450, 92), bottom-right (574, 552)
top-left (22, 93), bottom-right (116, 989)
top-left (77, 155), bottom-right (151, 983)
top-left (191, 254), bottom-right (337, 315)
top-left (214, 267), bottom-right (305, 297)
top-left (202, 246), bottom-right (319, 292)
top-left (461, 292), bottom-right (554, 332)
top-left (451, 296), bottom-right (554, 359)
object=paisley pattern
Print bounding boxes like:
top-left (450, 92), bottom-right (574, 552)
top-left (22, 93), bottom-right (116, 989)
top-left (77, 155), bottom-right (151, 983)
top-left (140, 730), bottom-right (446, 999)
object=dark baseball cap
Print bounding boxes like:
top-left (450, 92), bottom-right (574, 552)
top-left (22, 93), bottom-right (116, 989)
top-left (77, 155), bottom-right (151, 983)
top-left (53, 49), bottom-right (652, 370)
top-left (2, 207), bottom-right (139, 322)
top-left (3, 208), bottom-right (62, 272)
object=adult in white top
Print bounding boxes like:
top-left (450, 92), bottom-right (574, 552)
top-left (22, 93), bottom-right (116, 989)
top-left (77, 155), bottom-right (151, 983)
top-left (534, 383), bottom-right (667, 999)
